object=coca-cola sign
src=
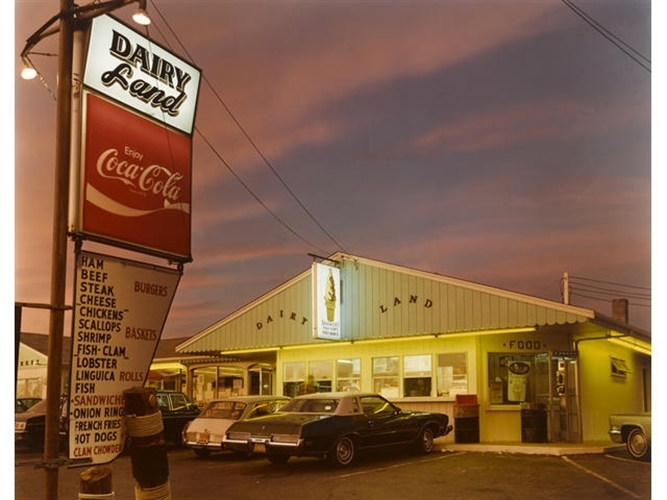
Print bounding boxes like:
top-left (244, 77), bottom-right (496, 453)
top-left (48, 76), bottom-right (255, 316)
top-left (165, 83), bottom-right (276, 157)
top-left (76, 92), bottom-right (192, 260)
top-left (84, 14), bottom-right (201, 134)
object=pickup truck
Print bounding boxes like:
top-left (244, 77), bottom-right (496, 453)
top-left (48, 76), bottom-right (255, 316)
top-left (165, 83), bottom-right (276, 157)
top-left (608, 413), bottom-right (651, 460)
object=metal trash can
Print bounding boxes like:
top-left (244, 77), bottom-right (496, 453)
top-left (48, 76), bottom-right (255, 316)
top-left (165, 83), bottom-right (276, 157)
top-left (520, 403), bottom-right (547, 443)
top-left (454, 394), bottom-right (479, 443)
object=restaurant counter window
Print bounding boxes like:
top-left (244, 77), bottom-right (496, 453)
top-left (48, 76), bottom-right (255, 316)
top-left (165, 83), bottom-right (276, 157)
top-left (488, 353), bottom-right (535, 405)
top-left (283, 361), bottom-right (305, 398)
top-left (436, 353), bottom-right (468, 398)
top-left (309, 360), bottom-right (333, 392)
top-left (372, 356), bottom-right (399, 398)
top-left (337, 358), bottom-right (361, 391)
top-left (404, 355), bottom-right (432, 397)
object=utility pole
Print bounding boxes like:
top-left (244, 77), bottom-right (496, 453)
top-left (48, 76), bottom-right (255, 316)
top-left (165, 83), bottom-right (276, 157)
top-left (43, 2), bottom-right (74, 498)
top-left (563, 272), bottom-right (570, 305)
top-left (20, 4), bottom-right (153, 498)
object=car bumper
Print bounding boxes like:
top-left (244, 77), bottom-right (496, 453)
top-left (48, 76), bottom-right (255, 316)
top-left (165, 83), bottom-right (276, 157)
top-left (608, 428), bottom-right (623, 444)
top-left (223, 434), bottom-right (304, 454)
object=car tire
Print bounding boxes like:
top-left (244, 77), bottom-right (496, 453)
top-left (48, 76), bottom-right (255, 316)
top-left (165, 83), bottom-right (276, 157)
top-left (626, 427), bottom-right (650, 460)
top-left (266, 452), bottom-right (290, 465)
top-left (329, 436), bottom-right (356, 467)
top-left (416, 426), bottom-right (435, 454)
top-left (194, 449), bottom-right (211, 458)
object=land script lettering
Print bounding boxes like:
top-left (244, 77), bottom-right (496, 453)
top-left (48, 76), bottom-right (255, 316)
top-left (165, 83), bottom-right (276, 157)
top-left (102, 30), bottom-right (192, 116)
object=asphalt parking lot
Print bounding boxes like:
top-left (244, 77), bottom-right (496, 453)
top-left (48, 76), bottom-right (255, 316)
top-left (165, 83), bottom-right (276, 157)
top-left (15, 444), bottom-right (652, 500)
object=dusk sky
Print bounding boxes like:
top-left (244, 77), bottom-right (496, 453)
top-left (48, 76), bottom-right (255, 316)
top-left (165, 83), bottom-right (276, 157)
top-left (13, 0), bottom-right (654, 340)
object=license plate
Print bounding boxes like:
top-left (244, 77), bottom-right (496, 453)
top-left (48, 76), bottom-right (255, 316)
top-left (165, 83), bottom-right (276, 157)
top-left (197, 433), bottom-right (210, 445)
top-left (253, 443), bottom-right (266, 453)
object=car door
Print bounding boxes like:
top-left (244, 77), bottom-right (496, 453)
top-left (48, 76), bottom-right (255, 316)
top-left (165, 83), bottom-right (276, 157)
top-left (358, 395), bottom-right (404, 448)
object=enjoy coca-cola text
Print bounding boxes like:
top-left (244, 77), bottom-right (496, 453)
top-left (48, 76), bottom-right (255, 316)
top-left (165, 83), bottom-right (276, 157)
top-left (96, 148), bottom-right (183, 204)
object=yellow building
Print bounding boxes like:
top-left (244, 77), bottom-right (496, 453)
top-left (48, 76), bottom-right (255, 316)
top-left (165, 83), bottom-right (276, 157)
top-left (176, 253), bottom-right (650, 444)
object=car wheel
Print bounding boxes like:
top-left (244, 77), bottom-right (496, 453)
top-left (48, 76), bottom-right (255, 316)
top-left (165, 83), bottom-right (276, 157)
top-left (626, 428), bottom-right (650, 460)
top-left (416, 426), bottom-right (435, 454)
top-left (266, 452), bottom-right (290, 465)
top-left (194, 449), bottom-right (211, 458)
top-left (329, 436), bottom-right (356, 467)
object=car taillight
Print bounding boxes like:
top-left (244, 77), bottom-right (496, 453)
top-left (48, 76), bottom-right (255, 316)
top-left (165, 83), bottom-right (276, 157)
top-left (271, 434), bottom-right (299, 444)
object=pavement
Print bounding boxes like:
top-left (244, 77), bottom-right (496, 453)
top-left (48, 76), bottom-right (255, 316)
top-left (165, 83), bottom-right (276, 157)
top-left (434, 439), bottom-right (625, 456)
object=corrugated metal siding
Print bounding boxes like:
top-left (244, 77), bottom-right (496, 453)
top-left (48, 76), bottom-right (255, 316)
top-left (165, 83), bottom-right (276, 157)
top-left (179, 254), bottom-right (591, 354)
top-left (341, 258), bottom-right (588, 340)
top-left (180, 274), bottom-right (314, 353)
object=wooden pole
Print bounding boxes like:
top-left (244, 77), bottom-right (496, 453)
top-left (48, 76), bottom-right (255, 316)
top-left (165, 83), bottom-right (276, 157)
top-left (123, 387), bottom-right (171, 500)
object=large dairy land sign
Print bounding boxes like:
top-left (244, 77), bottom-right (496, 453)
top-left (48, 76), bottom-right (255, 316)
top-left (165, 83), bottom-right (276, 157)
top-left (84, 14), bottom-right (201, 134)
top-left (68, 250), bottom-right (180, 466)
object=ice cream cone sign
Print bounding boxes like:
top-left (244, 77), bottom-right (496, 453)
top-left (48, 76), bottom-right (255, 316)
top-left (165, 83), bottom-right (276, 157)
top-left (325, 269), bottom-right (336, 322)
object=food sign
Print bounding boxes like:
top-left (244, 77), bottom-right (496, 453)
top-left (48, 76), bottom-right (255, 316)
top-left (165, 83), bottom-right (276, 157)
top-left (68, 250), bottom-right (180, 466)
top-left (312, 263), bottom-right (341, 340)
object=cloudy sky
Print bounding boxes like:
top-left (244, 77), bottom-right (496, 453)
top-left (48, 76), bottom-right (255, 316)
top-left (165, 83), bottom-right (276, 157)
top-left (14, 0), bottom-right (653, 339)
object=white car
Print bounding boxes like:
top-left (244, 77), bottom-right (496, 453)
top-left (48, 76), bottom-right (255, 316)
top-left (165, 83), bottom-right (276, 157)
top-left (183, 395), bottom-right (290, 458)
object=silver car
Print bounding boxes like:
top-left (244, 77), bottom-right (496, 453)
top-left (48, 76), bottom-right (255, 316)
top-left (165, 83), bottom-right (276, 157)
top-left (183, 395), bottom-right (290, 458)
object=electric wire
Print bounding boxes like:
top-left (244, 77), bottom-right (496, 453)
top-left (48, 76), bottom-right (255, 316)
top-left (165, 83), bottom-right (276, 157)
top-left (148, 0), bottom-right (348, 255)
top-left (561, 275), bottom-right (651, 309)
top-left (561, 0), bottom-right (650, 73)
top-left (143, 14), bottom-right (330, 254)
top-left (195, 127), bottom-right (331, 254)
top-left (568, 275), bottom-right (650, 291)
top-left (569, 292), bottom-right (650, 309)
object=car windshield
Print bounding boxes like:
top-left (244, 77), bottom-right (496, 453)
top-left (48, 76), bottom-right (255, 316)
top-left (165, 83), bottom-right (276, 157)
top-left (281, 398), bottom-right (340, 413)
top-left (23, 399), bottom-right (48, 414)
top-left (200, 401), bottom-right (247, 419)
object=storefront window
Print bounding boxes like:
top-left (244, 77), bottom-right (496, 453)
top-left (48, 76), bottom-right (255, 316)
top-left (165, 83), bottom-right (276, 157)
top-left (192, 366), bottom-right (218, 406)
top-left (283, 361), bottom-right (305, 397)
top-left (336, 358), bottom-right (361, 391)
top-left (403, 355), bottom-right (432, 397)
top-left (488, 353), bottom-right (535, 405)
top-left (191, 366), bottom-right (245, 404)
top-left (436, 353), bottom-right (468, 398)
top-left (309, 360), bottom-right (333, 392)
top-left (372, 356), bottom-right (399, 398)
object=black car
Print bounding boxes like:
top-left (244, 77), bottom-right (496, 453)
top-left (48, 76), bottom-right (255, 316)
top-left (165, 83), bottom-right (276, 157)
top-left (16, 397), bottom-right (42, 413)
top-left (155, 391), bottom-right (201, 445)
top-left (15, 396), bottom-right (68, 450)
top-left (223, 392), bottom-right (453, 467)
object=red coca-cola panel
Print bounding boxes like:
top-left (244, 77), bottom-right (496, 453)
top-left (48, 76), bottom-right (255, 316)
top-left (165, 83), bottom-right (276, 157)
top-left (80, 92), bottom-right (192, 260)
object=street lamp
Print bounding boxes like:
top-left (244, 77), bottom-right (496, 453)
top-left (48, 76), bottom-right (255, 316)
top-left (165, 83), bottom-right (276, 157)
top-left (19, 2), bottom-right (151, 499)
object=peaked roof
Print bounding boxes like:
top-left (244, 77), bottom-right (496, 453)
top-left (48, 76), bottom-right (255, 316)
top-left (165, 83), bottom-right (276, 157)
top-left (177, 252), bottom-right (633, 355)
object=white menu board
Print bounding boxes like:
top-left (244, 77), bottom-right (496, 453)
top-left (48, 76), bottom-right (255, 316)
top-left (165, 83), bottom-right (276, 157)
top-left (68, 250), bottom-right (180, 466)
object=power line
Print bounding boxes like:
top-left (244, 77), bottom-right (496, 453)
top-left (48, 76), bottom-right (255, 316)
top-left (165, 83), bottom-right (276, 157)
top-left (148, 1), bottom-right (348, 254)
top-left (561, 0), bottom-right (650, 73)
top-left (195, 127), bottom-right (330, 255)
top-left (569, 291), bottom-right (651, 309)
top-left (568, 275), bottom-right (651, 292)
top-left (561, 274), bottom-right (651, 310)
